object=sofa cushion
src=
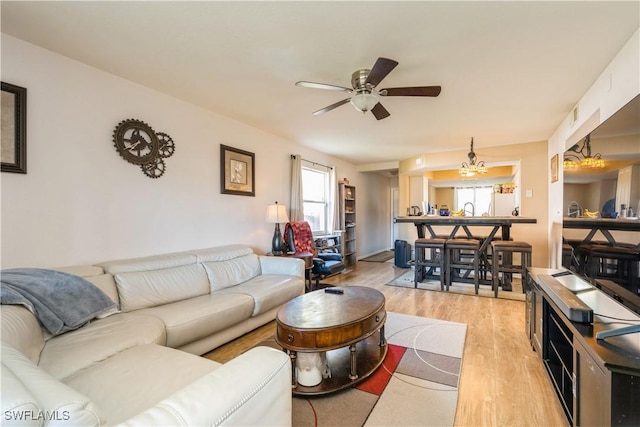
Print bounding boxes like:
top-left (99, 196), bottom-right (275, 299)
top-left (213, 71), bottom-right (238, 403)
top-left (97, 251), bottom-right (197, 275)
top-left (135, 293), bottom-right (255, 349)
top-left (54, 266), bottom-right (121, 308)
top-left (63, 344), bottom-right (219, 425)
top-left (54, 265), bottom-right (104, 277)
top-left (84, 274), bottom-right (120, 308)
top-left (0, 268), bottom-right (118, 336)
top-left (202, 254), bottom-right (261, 291)
top-left (38, 313), bottom-right (166, 380)
top-left (0, 305), bottom-right (45, 365)
top-left (214, 275), bottom-right (305, 316)
top-left (114, 264), bottom-right (209, 312)
top-left (190, 244), bottom-right (254, 262)
top-left (1, 344), bottom-right (105, 426)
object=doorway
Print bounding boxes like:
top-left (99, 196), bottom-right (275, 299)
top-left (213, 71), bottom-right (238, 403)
top-left (390, 188), bottom-right (399, 248)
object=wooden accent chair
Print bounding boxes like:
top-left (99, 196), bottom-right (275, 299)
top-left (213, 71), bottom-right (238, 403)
top-left (284, 221), bottom-right (345, 289)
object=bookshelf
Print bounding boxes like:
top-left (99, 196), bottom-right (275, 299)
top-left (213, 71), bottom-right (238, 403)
top-left (339, 183), bottom-right (357, 268)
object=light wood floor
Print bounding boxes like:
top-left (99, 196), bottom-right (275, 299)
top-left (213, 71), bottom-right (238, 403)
top-left (204, 261), bottom-right (568, 427)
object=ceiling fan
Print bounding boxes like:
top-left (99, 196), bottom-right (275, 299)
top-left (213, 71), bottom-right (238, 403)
top-left (296, 57), bottom-right (441, 120)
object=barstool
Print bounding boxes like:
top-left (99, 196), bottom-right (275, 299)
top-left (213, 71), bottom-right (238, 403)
top-left (475, 235), bottom-right (504, 281)
top-left (491, 241), bottom-right (532, 298)
top-left (445, 239), bottom-right (480, 293)
top-left (562, 244), bottom-right (574, 270)
top-left (414, 238), bottom-right (447, 290)
top-left (580, 244), bottom-right (640, 295)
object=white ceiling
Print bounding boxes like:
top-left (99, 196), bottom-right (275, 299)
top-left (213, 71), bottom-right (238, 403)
top-left (2, 1), bottom-right (638, 166)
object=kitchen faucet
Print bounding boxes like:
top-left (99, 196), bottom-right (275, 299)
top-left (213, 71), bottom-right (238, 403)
top-left (463, 202), bottom-right (475, 217)
top-left (567, 201), bottom-right (582, 217)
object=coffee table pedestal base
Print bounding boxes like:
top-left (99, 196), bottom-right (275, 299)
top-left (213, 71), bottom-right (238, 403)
top-left (288, 332), bottom-right (387, 396)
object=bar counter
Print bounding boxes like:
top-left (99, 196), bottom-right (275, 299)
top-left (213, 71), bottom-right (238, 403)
top-left (395, 215), bottom-right (538, 289)
top-left (395, 215), bottom-right (537, 240)
top-left (563, 217), bottom-right (640, 246)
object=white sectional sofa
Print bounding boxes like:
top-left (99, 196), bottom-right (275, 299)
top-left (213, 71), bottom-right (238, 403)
top-left (1, 244), bottom-right (305, 426)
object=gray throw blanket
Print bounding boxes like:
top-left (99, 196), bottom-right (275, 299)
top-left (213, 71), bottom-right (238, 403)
top-left (0, 268), bottom-right (117, 336)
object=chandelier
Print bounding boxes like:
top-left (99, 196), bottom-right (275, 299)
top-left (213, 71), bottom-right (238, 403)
top-left (458, 137), bottom-right (488, 177)
top-left (563, 134), bottom-right (605, 170)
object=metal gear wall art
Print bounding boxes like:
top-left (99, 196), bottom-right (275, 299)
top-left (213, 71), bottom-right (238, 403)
top-left (112, 119), bottom-right (175, 179)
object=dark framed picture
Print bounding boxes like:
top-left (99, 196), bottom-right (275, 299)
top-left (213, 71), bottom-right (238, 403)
top-left (1, 82), bottom-right (27, 174)
top-left (550, 154), bottom-right (558, 183)
top-left (220, 144), bottom-right (255, 196)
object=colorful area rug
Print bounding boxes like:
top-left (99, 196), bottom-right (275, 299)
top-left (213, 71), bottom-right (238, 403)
top-left (360, 251), bottom-right (395, 263)
top-left (260, 312), bottom-right (467, 426)
top-left (386, 269), bottom-right (525, 301)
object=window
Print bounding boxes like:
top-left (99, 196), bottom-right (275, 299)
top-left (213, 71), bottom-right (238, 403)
top-left (455, 186), bottom-right (493, 215)
top-left (302, 162), bottom-right (330, 234)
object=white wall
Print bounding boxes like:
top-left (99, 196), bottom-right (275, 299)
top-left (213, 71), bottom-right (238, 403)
top-left (547, 28), bottom-right (640, 267)
top-left (0, 35), bottom-right (392, 268)
top-left (563, 180), bottom-right (617, 215)
top-left (357, 172), bottom-right (392, 257)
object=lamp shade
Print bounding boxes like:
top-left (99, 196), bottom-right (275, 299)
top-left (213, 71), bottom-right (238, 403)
top-left (350, 93), bottom-right (378, 112)
top-left (266, 203), bottom-right (289, 223)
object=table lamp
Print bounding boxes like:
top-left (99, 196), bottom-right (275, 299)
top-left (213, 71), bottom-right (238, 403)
top-left (266, 201), bottom-right (289, 255)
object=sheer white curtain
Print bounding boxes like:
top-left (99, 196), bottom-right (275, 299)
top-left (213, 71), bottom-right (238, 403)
top-left (328, 168), bottom-right (340, 234)
top-left (290, 154), bottom-right (304, 221)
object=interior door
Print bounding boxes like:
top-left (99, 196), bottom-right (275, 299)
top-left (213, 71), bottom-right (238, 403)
top-left (615, 166), bottom-right (632, 213)
top-left (391, 188), bottom-right (399, 248)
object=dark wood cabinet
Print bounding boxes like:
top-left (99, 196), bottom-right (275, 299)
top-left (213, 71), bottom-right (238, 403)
top-left (526, 273), bottom-right (544, 355)
top-left (575, 339), bottom-right (609, 426)
top-left (546, 307), bottom-right (575, 423)
top-left (528, 268), bottom-right (640, 427)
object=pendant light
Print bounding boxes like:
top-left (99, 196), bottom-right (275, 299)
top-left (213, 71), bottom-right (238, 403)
top-left (458, 138), bottom-right (488, 177)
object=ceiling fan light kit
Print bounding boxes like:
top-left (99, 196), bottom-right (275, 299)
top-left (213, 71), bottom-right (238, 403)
top-left (458, 137), bottom-right (488, 177)
top-left (350, 92), bottom-right (378, 113)
top-left (296, 57), bottom-right (441, 120)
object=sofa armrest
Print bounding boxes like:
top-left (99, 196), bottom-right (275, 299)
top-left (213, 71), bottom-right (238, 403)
top-left (1, 344), bottom-right (105, 427)
top-left (117, 346), bottom-right (292, 426)
top-left (258, 256), bottom-right (304, 278)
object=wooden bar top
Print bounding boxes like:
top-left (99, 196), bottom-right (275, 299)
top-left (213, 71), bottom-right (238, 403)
top-left (563, 217), bottom-right (640, 232)
top-left (395, 215), bottom-right (537, 225)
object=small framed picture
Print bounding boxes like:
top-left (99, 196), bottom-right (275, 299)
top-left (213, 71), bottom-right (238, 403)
top-left (221, 144), bottom-right (255, 196)
top-left (550, 154), bottom-right (558, 183)
top-left (1, 82), bottom-right (27, 174)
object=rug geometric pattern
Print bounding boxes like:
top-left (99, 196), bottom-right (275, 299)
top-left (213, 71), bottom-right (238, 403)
top-left (386, 269), bottom-right (525, 301)
top-left (290, 312), bottom-right (467, 426)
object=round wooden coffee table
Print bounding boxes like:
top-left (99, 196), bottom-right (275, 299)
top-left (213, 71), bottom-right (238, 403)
top-left (275, 286), bottom-right (387, 395)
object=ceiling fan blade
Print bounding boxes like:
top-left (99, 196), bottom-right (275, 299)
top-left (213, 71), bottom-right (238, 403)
top-left (381, 86), bottom-right (442, 97)
top-left (365, 57), bottom-right (399, 87)
top-left (312, 98), bottom-right (351, 115)
top-left (371, 103), bottom-right (390, 120)
top-left (296, 81), bottom-right (353, 93)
